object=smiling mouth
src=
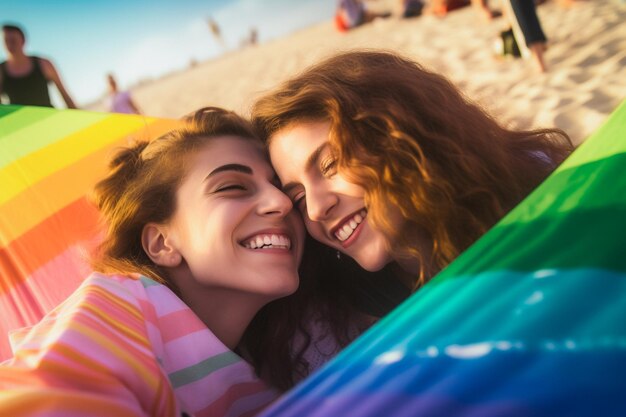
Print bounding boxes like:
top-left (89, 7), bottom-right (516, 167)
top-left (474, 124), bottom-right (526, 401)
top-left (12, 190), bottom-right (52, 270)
top-left (241, 234), bottom-right (292, 250)
top-left (334, 210), bottom-right (367, 242)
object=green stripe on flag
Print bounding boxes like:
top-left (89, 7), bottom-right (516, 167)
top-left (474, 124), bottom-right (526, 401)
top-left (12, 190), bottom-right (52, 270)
top-left (0, 106), bottom-right (57, 138)
top-left (556, 99), bottom-right (626, 171)
top-left (0, 108), bottom-right (108, 170)
top-left (0, 105), bottom-right (23, 120)
top-left (438, 101), bottom-right (626, 278)
top-left (442, 206), bottom-right (626, 276)
top-left (441, 157), bottom-right (626, 276)
top-left (500, 152), bottom-right (626, 226)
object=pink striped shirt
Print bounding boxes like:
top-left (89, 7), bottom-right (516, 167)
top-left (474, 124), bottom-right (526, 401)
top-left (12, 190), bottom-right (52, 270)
top-left (0, 273), bottom-right (279, 417)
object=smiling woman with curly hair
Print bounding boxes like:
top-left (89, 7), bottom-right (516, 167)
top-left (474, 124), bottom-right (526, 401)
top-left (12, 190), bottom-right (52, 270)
top-left (252, 50), bottom-right (573, 289)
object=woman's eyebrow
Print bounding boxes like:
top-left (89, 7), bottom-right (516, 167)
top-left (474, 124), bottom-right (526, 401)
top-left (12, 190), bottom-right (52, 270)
top-left (205, 164), bottom-right (253, 181)
top-left (281, 143), bottom-right (328, 193)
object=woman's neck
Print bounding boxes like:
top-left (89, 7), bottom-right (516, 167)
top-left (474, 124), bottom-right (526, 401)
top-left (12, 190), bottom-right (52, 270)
top-left (181, 288), bottom-right (263, 350)
top-left (7, 51), bottom-right (27, 63)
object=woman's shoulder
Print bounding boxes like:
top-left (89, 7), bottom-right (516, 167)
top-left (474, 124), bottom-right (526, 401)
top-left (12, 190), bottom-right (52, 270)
top-left (81, 271), bottom-right (145, 297)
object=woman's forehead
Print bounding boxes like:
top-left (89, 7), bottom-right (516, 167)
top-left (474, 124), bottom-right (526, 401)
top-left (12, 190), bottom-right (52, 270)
top-left (191, 136), bottom-right (269, 170)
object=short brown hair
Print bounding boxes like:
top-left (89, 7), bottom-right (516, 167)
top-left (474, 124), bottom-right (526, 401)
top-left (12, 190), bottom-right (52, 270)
top-left (2, 24), bottom-right (26, 42)
top-left (91, 107), bottom-right (258, 288)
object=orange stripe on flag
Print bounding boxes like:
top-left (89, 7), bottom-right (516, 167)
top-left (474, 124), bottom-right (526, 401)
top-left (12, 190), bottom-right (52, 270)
top-left (0, 118), bottom-right (180, 248)
top-left (0, 139), bottom-right (121, 249)
top-left (0, 197), bottom-right (100, 295)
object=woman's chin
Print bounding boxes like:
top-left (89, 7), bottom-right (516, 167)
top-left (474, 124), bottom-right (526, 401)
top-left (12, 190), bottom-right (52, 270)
top-left (353, 254), bottom-right (392, 272)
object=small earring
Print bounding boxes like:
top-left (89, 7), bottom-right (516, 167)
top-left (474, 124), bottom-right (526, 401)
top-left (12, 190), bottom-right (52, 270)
top-left (336, 250), bottom-right (341, 260)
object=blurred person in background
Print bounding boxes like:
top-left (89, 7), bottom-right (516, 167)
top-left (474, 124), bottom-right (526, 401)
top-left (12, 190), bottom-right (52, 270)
top-left (1, 23), bottom-right (76, 108)
top-left (105, 73), bottom-right (142, 115)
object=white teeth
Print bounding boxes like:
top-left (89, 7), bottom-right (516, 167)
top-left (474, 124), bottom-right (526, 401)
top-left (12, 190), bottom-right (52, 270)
top-left (335, 210), bottom-right (367, 242)
top-left (243, 234), bottom-right (292, 250)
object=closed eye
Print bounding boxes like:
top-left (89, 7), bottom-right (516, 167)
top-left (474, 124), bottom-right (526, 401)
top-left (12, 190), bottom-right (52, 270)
top-left (320, 156), bottom-right (337, 177)
top-left (292, 192), bottom-right (306, 211)
top-left (215, 184), bottom-right (247, 192)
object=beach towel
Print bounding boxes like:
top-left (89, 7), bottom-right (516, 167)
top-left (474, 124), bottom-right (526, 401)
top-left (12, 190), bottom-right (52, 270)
top-left (0, 272), bottom-right (277, 417)
top-left (256, 101), bottom-right (626, 416)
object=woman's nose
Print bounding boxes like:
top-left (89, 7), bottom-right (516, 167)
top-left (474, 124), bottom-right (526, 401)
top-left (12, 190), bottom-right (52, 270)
top-left (259, 185), bottom-right (294, 217)
top-left (305, 186), bottom-right (338, 222)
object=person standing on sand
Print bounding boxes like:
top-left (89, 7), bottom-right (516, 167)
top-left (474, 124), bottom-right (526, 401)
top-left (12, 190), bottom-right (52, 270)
top-left (0, 23), bottom-right (76, 108)
top-left (471, 0), bottom-right (500, 21)
top-left (502, 0), bottom-right (549, 72)
top-left (105, 73), bottom-right (142, 115)
top-left (335, 0), bottom-right (391, 31)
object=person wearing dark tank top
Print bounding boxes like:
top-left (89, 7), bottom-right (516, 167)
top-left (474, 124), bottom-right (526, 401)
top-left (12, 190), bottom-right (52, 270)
top-left (1, 24), bottom-right (76, 108)
top-left (1, 56), bottom-right (52, 107)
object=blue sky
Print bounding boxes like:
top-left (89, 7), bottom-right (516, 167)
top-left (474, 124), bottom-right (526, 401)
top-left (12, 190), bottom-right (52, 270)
top-left (1, 0), bottom-right (334, 106)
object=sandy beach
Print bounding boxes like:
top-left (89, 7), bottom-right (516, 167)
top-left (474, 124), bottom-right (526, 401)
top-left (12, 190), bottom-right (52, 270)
top-left (91, 0), bottom-right (626, 146)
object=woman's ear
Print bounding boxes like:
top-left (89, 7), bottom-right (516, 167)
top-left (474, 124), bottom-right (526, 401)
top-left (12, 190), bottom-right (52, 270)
top-left (141, 223), bottom-right (182, 267)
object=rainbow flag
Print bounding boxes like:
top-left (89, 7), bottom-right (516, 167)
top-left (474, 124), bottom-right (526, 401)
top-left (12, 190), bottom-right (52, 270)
top-left (257, 101), bottom-right (626, 417)
top-left (0, 105), bottom-right (179, 360)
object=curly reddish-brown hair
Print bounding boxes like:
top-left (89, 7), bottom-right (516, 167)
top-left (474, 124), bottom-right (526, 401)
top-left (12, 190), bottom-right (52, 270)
top-left (252, 50), bottom-right (573, 286)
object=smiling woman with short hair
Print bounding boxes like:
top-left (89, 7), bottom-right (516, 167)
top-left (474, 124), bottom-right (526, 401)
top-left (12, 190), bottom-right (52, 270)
top-left (0, 107), bottom-right (305, 417)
